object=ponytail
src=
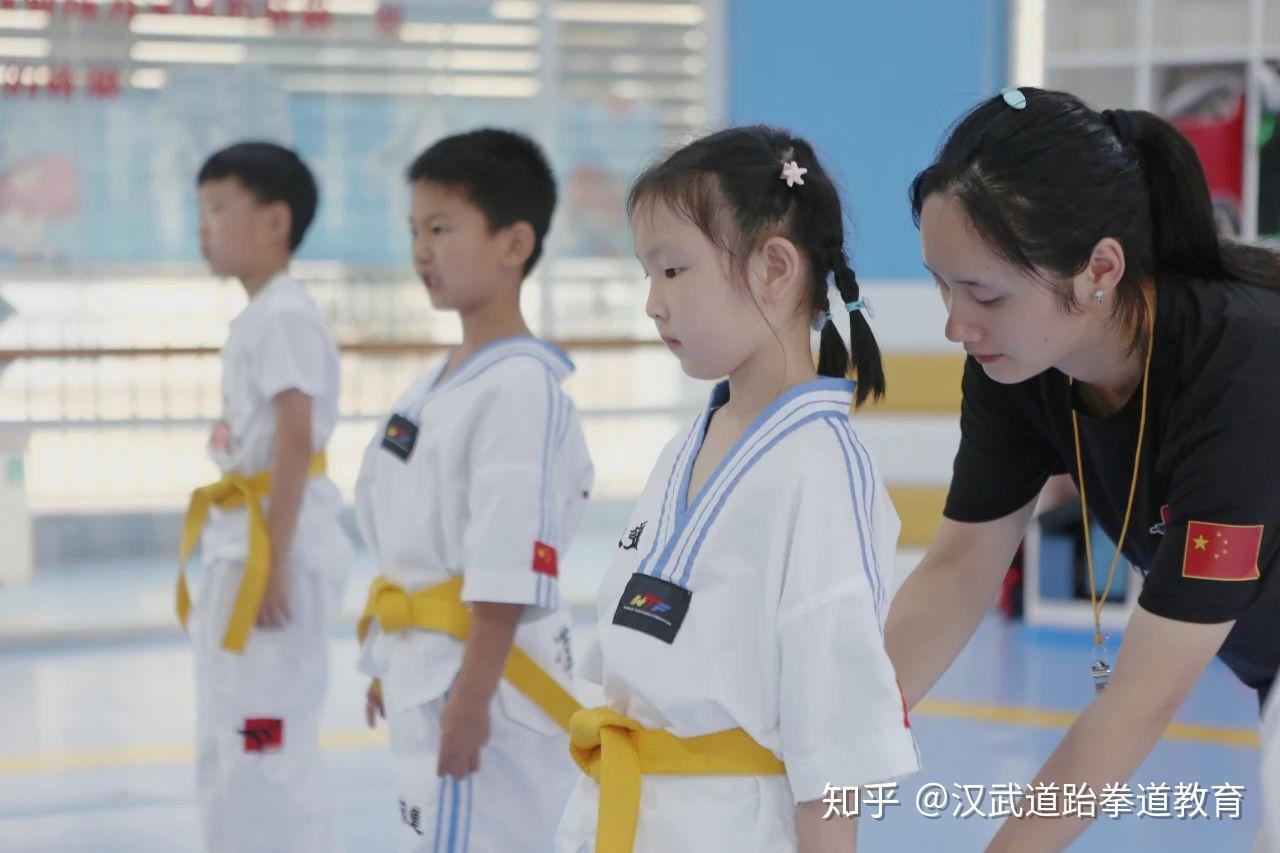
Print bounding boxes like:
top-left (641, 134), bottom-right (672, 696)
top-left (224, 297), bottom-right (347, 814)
top-left (1107, 109), bottom-right (1226, 281)
top-left (1113, 107), bottom-right (1280, 295)
top-left (817, 243), bottom-right (885, 406)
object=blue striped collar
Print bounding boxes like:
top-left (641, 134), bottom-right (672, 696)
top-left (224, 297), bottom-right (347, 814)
top-left (395, 336), bottom-right (573, 421)
top-left (432, 335), bottom-right (575, 392)
top-left (636, 377), bottom-right (856, 587)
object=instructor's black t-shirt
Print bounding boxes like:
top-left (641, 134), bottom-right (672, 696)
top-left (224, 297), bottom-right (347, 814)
top-left (945, 276), bottom-right (1280, 680)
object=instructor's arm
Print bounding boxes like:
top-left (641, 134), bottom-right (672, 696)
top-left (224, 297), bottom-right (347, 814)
top-left (987, 607), bottom-right (1232, 851)
top-left (886, 495), bottom-right (1037, 708)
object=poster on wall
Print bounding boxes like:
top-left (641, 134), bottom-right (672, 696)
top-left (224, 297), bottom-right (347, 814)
top-left (0, 0), bottom-right (701, 269)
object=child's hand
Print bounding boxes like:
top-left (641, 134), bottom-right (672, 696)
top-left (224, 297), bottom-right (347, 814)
top-left (365, 680), bottom-right (384, 729)
top-left (208, 420), bottom-right (231, 454)
top-left (255, 564), bottom-right (291, 628)
top-left (436, 692), bottom-right (490, 780)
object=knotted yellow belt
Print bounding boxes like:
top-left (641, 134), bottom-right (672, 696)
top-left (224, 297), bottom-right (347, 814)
top-left (569, 706), bottom-right (786, 853)
top-left (357, 575), bottom-right (581, 732)
top-left (176, 451), bottom-right (327, 653)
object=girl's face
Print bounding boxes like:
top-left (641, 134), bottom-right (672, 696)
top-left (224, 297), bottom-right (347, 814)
top-left (919, 192), bottom-right (1102, 384)
top-left (631, 200), bottom-right (773, 381)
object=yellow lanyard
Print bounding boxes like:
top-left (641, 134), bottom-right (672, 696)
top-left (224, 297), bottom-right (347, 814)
top-left (1068, 309), bottom-right (1154, 691)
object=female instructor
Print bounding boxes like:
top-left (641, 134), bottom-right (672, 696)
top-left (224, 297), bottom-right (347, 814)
top-left (886, 86), bottom-right (1280, 850)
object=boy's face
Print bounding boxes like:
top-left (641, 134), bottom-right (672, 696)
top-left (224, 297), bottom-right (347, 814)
top-left (197, 176), bottom-right (284, 279)
top-left (408, 180), bottom-right (518, 312)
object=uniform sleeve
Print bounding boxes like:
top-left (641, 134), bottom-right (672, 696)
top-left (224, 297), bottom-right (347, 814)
top-left (777, 426), bottom-right (920, 803)
top-left (461, 365), bottom-right (577, 612)
top-left (944, 357), bottom-right (1059, 522)
top-left (558, 419), bottom-right (595, 545)
top-left (1139, 374), bottom-right (1280, 624)
top-left (251, 308), bottom-right (333, 401)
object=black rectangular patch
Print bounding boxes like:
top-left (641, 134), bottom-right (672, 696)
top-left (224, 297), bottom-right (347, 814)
top-left (380, 414), bottom-right (419, 461)
top-left (611, 572), bottom-right (691, 644)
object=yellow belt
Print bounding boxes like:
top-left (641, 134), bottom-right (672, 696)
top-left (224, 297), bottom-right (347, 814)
top-left (358, 575), bottom-right (581, 733)
top-left (176, 451), bottom-right (327, 653)
top-left (569, 706), bottom-right (786, 853)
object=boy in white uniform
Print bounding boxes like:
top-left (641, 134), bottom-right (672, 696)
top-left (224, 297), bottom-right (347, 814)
top-left (181, 141), bottom-right (353, 853)
top-left (556, 126), bottom-right (919, 852)
top-left (356, 129), bottom-right (594, 852)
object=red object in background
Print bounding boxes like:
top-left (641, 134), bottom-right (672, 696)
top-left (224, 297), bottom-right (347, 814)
top-left (46, 67), bottom-right (74, 99)
top-left (999, 542), bottom-right (1025, 619)
top-left (84, 68), bottom-right (121, 99)
top-left (376, 3), bottom-right (403, 37)
top-left (1171, 92), bottom-right (1245, 218)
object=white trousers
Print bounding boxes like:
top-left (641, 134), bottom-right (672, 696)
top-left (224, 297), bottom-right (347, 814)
top-left (387, 689), bottom-right (576, 853)
top-left (192, 559), bottom-right (344, 853)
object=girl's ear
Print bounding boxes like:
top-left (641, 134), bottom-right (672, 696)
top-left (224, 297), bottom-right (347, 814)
top-left (751, 236), bottom-right (804, 308)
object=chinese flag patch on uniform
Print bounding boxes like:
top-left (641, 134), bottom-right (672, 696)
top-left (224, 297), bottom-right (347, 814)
top-left (1181, 521), bottom-right (1264, 582)
top-left (239, 718), bottom-right (284, 753)
top-left (532, 541), bottom-right (558, 578)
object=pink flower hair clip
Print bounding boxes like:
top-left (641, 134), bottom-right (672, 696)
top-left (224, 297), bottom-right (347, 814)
top-left (780, 160), bottom-right (808, 187)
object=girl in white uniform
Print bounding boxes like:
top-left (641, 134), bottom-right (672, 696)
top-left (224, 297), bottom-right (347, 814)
top-left (355, 129), bottom-right (594, 853)
top-left (557, 126), bottom-right (919, 853)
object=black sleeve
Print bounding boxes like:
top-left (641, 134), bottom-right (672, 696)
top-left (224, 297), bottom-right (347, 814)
top-left (943, 357), bottom-right (1059, 523)
top-left (1138, 363), bottom-right (1280, 624)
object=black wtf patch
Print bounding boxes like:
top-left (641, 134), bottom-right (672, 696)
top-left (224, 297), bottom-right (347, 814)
top-left (617, 521), bottom-right (647, 551)
top-left (380, 413), bottom-right (419, 461)
top-left (612, 572), bottom-right (691, 644)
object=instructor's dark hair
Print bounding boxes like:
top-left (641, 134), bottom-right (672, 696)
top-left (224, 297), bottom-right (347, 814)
top-left (628, 125), bottom-right (884, 407)
top-left (910, 87), bottom-right (1280, 351)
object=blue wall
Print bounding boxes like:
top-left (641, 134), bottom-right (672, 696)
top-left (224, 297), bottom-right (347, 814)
top-left (729, 0), bottom-right (1007, 279)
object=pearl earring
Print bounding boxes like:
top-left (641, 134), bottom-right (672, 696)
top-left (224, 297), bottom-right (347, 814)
top-left (1093, 290), bottom-right (1104, 303)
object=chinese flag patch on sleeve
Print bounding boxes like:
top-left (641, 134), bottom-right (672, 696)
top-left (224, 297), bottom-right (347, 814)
top-left (532, 541), bottom-right (558, 578)
top-left (1181, 521), bottom-right (1264, 581)
top-left (239, 718), bottom-right (284, 753)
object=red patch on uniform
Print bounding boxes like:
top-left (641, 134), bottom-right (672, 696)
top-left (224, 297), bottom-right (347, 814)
top-left (239, 718), bottom-right (283, 753)
top-left (1181, 521), bottom-right (1263, 582)
top-left (532, 541), bottom-right (558, 578)
top-left (897, 681), bottom-right (911, 729)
